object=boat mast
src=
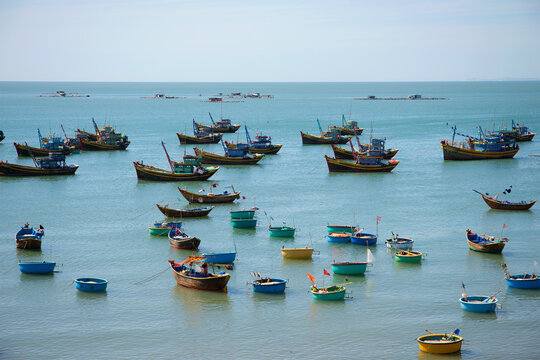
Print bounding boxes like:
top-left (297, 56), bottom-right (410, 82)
top-left (317, 118), bottom-right (324, 135)
top-left (161, 141), bottom-right (175, 172)
top-left (60, 124), bottom-right (69, 140)
top-left (208, 112), bottom-right (216, 126)
top-left (245, 125), bottom-right (252, 145)
top-left (37, 128), bottom-right (44, 148)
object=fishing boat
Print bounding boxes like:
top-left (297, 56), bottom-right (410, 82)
top-left (168, 257), bottom-right (231, 290)
top-left (80, 136), bottom-right (130, 150)
top-left (326, 225), bottom-right (356, 234)
top-left (168, 228), bottom-right (201, 249)
top-left (193, 143), bottom-right (264, 165)
top-left (327, 232), bottom-right (351, 243)
top-left (459, 296), bottom-right (497, 312)
top-left (269, 226), bottom-right (296, 237)
top-left (14, 129), bottom-right (74, 157)
top-left (326, 139), bottom-right (399, 172)
top-left (148, 221), bottom-right (182, 236)
top-left (491, 120), bottom-right (535, 142)
top-left (466, 229), bottom-right (507, 253)
top-left (225, 126), bottom-right (282, 154)
top-left (385, 235), bottom-right (414, 250)
top-left (157, 204), bottom-right (214, 218)
top-left (441, 126), bottom-right (519, 160)
top-left (502, 263), bottom-right (540, 289)
top-left (350, 230), bottom-right (377, 245)
top-left (201, 252), bottom-right (236, 264)
top-left (417, 330), bottom-right (463, 354)
top-left (19, 261), bottom-right (56, 274)
top-left (194, 113), bottom-right (240, 133)
top-left (252, 277), bottom-right (287, 293)
top-left (75, 278), bottom-right (108, 292)
top-left (311, 284), bottom-right (346, 300)
top-left (474, 190), bottom-right (536, 210)
top-left (281, 246), bottom-right (314, 259)
top-left (332, 248), bottom-right (374, 275)
top-left (0, 130), bottom-right (5, 142)
top-left (231, 218), bottom-right (257, 228)
top-left (394, 250), bottom-right (423, 263)
top-left (76, 129), bottom-right (98, 141)
top-left (0, 152), bottom-right (79, 176)
top-left (177, 120), bottom-right (222, 144)
top-left (230, 208), bottom-right (256, 219)
top-left (331, 144), bottom-right (398, 160)
top-left (301, 119), bottom-right (351, 144)
top-left (328, 115), bottom-right (364, 135)
top-left (15, 224), bottom-right (44, 249)
top-left (178, 186), bottom-right (241, 203)
top-left (134, 141), bottom-right (219, 181)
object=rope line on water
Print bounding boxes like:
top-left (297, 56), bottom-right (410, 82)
top-left (133, 266), bottom-right (170, 285)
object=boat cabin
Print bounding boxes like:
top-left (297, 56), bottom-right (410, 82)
top-left (36, 153), bottom-right (68, 169)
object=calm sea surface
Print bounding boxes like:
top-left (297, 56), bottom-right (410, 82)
top-left (0, 82), bottom-right (539, 359)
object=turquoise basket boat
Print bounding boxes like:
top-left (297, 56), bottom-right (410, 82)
top-left (19, 261), bottom-right (56, 274)
top-left (459, 296), bottom-right (497, 312)
top-left (327, 232), bottom-right (351, 243)
top-left (331, 261), bottom-right (367, 275)
top-left (230, 209), bottom-right (256, 219)
top-left (231, 218), bottom-right (257, 228)
top-left (311, 285), bottom-right (346, 300)
top-left (326, 225), bottom-right (355, 234)
top-left (269, 226), bottom-right (295, 237)
top-left (394, 250), bottom-right (423, 263)
top-left (75, 278), bottom-right (108, 292)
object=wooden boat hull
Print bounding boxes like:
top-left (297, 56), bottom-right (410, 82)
top-left (202, 252), bottom-right (236, 264)
top-left (177, 132), bottom-right (222, 144)
top-left (249, 144), bottom-right (282, 154)
top-left (327, 233), bottom-right (351, 243)
top-left (331, 144), bottom-right (398, 160)
top-left (506, 275), bottom-right (540, 289)
top-left (170, 263), bottom-right (230, 290)
top-left (15, 237), bottom-right (40, 249)
top-left (325, 156), bottom-right (399, 172)
top-left (178, 187), bottom-right (240, 203)
top-left (331, 262), bottom-right (367, 275)
top-left (168, 236), bottom-right (201, 249)
top-left (311, 286), bottom-right (346, 300)
top-left (417, 334), bottom-right (463, 354)
top-left (459, 296), bottom-right (497, 312)
top-left (194, 148), bottom-right (264, 165)
top-left (350, 233), bottom-right (377, 245)
top-left (481, 194), bottom-right (536, 210)
top-left (252, 278), bottom-right (287, 293)
top-left (333, 127), bottom-right (364, 136)
top-left (466, 231), bottom-right (507, 253)
top-left (231, 219), bottom-right (257, 228)
top-left (300, 132), bottom-right (350, 144)
top-left (76, 130), bottom-right (98, 141)
top-left (80, 138), bottom-right (130, 150)
top-left (14, 143), bottom-right (73, 157)
top-left (19, 261), bottom-right (56, 274)
top-left (157, 204), bottom-right (214, 218)
top-left (75, 278), bottom-right (108, 292)
top-left (269, 227), bottom-right (296, 237)
top-left (133, 161), bottom-right (218, 181)
top-left (516, 133), bottom-right (535, 141)
top-left (0, 162), bottom-right (78, 176)
top-left (441, 142), bottom-right (519, 160)
top-left (281, 247), bottom-right (314, 259)
top-left (327, 225), bottom-right (355, 234)
top-left (394, 251), bottom-right (423, 263)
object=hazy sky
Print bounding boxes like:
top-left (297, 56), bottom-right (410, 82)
top-left (1, 0), bottom-right (539, 82)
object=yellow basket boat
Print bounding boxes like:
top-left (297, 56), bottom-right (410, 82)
top-left (281, 246), bottom-right (314, 259)
top-left (417, 333), bottom-right (463, 354)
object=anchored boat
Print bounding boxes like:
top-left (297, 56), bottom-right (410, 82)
top-left (194, 113), bottom-right (240, 133)
top-left (281, 246), bottom-right (314, 259)
top-left (417, 330), bottom-right (463, 354)
top-left (194, 143), bottom-right (264, 165)
top-left (327, 232), bottom-right (351, 243)
top-left (311, 284), bottom-right (346, 300)
top-left (0, 152), bottom-right (79, 176)
top-left (168, 227), bottom-right (201, 249)
top-left (178, 186), bottom-right (241, 203)
top-left (502, 263), bottom-right (540, 289)
top-left (75, 278), bottom-right (108, 292)
top-left (168, 257), bottom-right (230, 291)
top-left (157, 204), bottom-right (214, 218)
top-left (177, 120), bottom-right (222, 144)
top-left (326, 138), bottom-right (399, 172)
top-left (148, 221), bottom-right (182, 236)
top-left (328, 114), bottom-right (364, 135)
top-left (385, 235), bottom-right (413, 250)
top-left (19, 261), bottom-right (56, 274)
top-left (466, 229), bottom-right (507, 253)
top-left (225, 126), bottom-right (282, 155)
top-left (474, 189), bottom-right (535, 210)
top-left (15, 224), bottom-right (44, 249)
top-left (252, 277), bottom-right (287, 293)
top-left (394, 250), bottom-right (423, 263)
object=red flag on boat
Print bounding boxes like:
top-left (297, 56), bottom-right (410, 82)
top-left (307, 273), bottom-right (316, 283)
top-left (242, 196), bottom-right (246, 200)
top-left (323, 269), bottom-right (331, 276)
top-left (212, 184), bottom-right (217, 188)
top-left (377, 216), bottom-right (381, 223)
top-left (503, 224), bottom-right (508, 228)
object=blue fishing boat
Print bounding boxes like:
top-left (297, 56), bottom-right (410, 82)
top-left (231, 218), bottom-right (257, 228)
top-left (225, 126), bottom-right (282, 155)
top-left (459, 296), bottom-right (497, 312)
top-left (502, 263), bottom-right (540, 289)
top-left (1, 152), bottom-right (79, 177)
top-left (15, 224), bottom-right (44, 249)
top-left (350, 230), bottom-right (377, 245)
top-left (327, 232), bottom-right (351, 243)
top-left (19, 261), bottom-right (56, 274)
top-left (75, 278), bottom-right (108, 292)
top-left (202, 252), bottom-right (237, 264)
top-left (14, 129), bottom-right (74, 157)
top-left (326, 138), bottom-right (399, 172)
top-left (385, 235), bottom-right (413, 250)
top-left (252, 278), bottom-right (287, 293)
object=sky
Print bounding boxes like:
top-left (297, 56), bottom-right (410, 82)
top-left (0, 0), bottom-right (539, 82)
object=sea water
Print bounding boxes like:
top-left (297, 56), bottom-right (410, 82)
top-left (0, 82), bottom-right (539, 359)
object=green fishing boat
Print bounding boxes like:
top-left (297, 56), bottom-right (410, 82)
top-left (148, 221), bottom-right (182, 236)
top-left (269, 226), bottom-right (296, 237)
top-left (326, 225), bottom-right (355, 234)
top-left (229, 209), bottom-right (256, 219)
top-left (311, 285), bottom-right (346, 301)
top-left (394, 250), bottom-right (423, 263)
top-left (331, 261), bottom-right (367, 275)
top-left (231, 218), bottom-right (257, 228)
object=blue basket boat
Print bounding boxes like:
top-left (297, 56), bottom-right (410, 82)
top-left (252, 278), bottom-right (287, 293)
top-left (350, 231), bottom-right (377, 245)
top-left (202, 252), bottom-right (237, 264)
top-left (19, 261), bottom-right (56, 274)
top-left (506, 274), bottom-right (540, 289)
top-left (459, 296), bottom-right (497, 312)
top-left (327, 232), bottom-right (351, 243)
top-left (385, 236), bottom-right (413, 250)
top-left (231, 218), bottom-right (257, 228)
top-left (75, 278), bottom-right (108, 292)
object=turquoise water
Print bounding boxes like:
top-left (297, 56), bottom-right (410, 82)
top-left (0, 82), bottom-right (539, 359)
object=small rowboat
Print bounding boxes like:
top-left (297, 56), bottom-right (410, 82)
top-left (394, 250), bottom-right (423, 263)
top-left (466, 229), bottom-right (507, 253)
top-left (148, 221), bottom-right (182, 236)
top-left (133, 161), bottom-right (219, 181)
top-left (252, 278), bottom-right (287, 293)
top-left (269, 226), bottom-right (296, 237)
top-left (169, 258), bottom-right (230, 291)
top-left (385, 236), bottom-right (413, 250)
top-left (168, 228), bottom-right (201, 249)
top-left (156, 204), bottom-right (214, 218)
top-left (417, 333), bottom-right (463, 354)
top-left (479, 192), bottom-right (536, 210)
top-left (15, 225), bottom-right (44, 250)
top-left (201, 252), bottom-right (236, 264)
top-left (19, 261), bottom-right (56, 274)
top-left (230, 209), bottom-right (256, 219)
top-left (75, 278), bottom-right (108, 292)
top-left (459, 296), bottom-right (497, 312)
top-left (327, 232), bottom-right (351, 243)
top-left (502, 263), bottom-right (540, 289)
top-left (231, 218), bottom-right (257, 228)
top-left (311, 285), bottom-right (346, 300)
top-left (281, 246), bottom-right (314, 259)
top-left (326, 225), bottom-right (355, 234)
top-left (350, 231), bottom-right (377, 245)
top-left (178, 186), bottom-right (240, 203)
top-left (331, 261), bottom-right (367, 275)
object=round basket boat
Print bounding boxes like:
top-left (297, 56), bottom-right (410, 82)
top-left (19, 261), bottom-right (56, 274)
top-left (506, 274), bottom-right (540, 289)
top-left (417, 334), bottom-right (463, 354)
top-left (327, 232), bottom-right (351, 243)
top-left (394, 250), bottom-right (422, 263)
top-left (252, 278), bottom-right (287, 293)
top-left (75, 278), bottom-right (108, 292)
top-left (459, 296), bottom-right (497, 312)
